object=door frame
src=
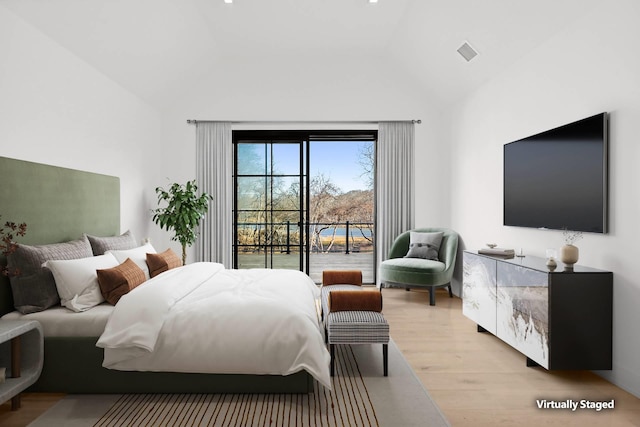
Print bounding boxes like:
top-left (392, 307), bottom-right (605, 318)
top-left (232, 130), bottom-right (378, 276)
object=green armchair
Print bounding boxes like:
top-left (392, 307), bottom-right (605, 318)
top-left (379, 228), bottom-right (459, 306)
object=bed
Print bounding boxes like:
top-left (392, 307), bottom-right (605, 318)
top-left (0, 157), bottom-right (326, 393)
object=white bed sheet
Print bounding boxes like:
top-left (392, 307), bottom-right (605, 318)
top-left (97, 262), bottom-right (332, 388)
top-left (2, 303), bottom-right (112, 337)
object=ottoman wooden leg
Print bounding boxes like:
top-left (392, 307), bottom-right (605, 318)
top-left (383, 344), bottom-right (388, 376)
top-left (330, 344), bottom-right (335, 377)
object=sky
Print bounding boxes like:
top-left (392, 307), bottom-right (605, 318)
top-left (309, 141), bottom-right (372, 193)
top-left (238, 140), bottom-right (374, 193)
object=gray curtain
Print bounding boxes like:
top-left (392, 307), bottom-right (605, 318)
top-left (376, 121), bottom-right (415, 285)
top-left (195, 122), bottom-right (233, 268)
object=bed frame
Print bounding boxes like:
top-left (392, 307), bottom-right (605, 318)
top-left (0, 157), bottom-right (313, 393)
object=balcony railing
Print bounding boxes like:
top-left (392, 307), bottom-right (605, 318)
top-left (236, 221), bottom-right (374, 255)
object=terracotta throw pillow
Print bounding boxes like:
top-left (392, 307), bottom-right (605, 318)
top-left (96, 258), bottom-right (146, 305)
top-left (322, 270), bottom-right (363, 286)
top-left (146, 248), bottom-right (182, 278)
top-left (329, 290), bottom-right (383, 312)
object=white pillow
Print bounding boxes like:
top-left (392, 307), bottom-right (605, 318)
top-left (106, 242), bottom-right (156, 279)
top-left (44, 253), bottom-right (119, 312)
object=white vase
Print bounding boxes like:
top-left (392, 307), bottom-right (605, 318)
top-left (560, 244), bottom-right (579, 267)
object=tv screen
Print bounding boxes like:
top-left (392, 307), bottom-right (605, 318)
top-left (503, 112), bottom-right (608, 233)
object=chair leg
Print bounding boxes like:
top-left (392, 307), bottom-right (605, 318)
top-left (383, 344), bottom-right (388, 376)
top-left (429, 287), bottom-right (436, 306)
top-left (330, 344), bottom-right (335, 377)
top-left (448, 283), bottom-right (453, 298)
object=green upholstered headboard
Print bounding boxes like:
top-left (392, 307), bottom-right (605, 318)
top-left (0, 156), bottom-right (120, 315)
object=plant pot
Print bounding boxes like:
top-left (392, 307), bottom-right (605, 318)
top-left (560, 244), bottom-right (579, 267)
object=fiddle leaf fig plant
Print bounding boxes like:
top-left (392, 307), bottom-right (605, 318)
top-left (152, 180), bottom-right (212, 265)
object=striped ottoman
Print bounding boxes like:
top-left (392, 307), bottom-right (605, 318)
top-left (327, 310), bottom-right (390, 376)
top-left (321, 270), bottom-right (390, 376)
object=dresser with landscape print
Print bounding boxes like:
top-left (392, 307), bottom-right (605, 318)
top-left (462, 251), bottom-right (612, 370)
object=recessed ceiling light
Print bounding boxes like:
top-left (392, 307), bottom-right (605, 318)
top-left (224, 0), bottom-right (233, 4)
top-left (369, 0), bottom-right (379, 3)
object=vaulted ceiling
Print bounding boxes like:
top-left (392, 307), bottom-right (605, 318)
top-left (2, 0), bottom-right (600, 109)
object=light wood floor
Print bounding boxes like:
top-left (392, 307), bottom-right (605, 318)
top-left (1, 287), bottom-right (639, 426)
top-left (383, 287), bottom-right (640, 426)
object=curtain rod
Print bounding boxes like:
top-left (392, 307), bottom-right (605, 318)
top-left (186, 119), bottom-right (421, 125)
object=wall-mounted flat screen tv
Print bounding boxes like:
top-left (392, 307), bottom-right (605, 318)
top-left (503, 112), bottom-right (608, 233)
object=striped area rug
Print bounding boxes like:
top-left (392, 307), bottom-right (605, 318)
top-left (93, 345), bottom-right (378, 427)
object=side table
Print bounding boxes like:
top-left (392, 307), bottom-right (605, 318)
top-left (0, 320), bottom-right (44, 410)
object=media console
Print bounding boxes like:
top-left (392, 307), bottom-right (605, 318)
top-left (462, 251), bottom-right (612, 370)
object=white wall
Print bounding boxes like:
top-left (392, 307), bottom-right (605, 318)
top-left (448, 0), bottom-right (640, 397)
top-left (0, 6), bottom-right (163, 242)
top-left (156, 53), bottom-right (448, 259)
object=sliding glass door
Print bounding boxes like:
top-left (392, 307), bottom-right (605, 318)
top-left (233, 130), bottom-right (377, 283)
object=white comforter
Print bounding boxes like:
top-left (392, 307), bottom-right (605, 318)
top-left (96, 262), bottom-right (331, 388)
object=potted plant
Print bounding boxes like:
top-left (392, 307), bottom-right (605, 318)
top-left (1, 216), bottom-right (27, 276)
top-left (152, 180), bottom-right (212, 265)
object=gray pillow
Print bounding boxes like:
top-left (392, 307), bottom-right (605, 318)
top-left (6, 237), bottom-right (93, 314)
top-left (85, 230), bottom-right (137, 256)
top-left (404, 231), bottom-right (444, 261)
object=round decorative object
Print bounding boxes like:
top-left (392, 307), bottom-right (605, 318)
top-left (486, 243), bottom-right (497, 249)
top-left (546, 257), bottom-right (557, 271)
top-left (560, 244), bottom-right (579, 267)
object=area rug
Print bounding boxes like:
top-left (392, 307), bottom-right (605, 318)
top-left (29, 340), bottom-right (449, 427)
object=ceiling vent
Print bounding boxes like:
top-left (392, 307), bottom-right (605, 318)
top-left (457, 41), bottom-right (478, 62)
